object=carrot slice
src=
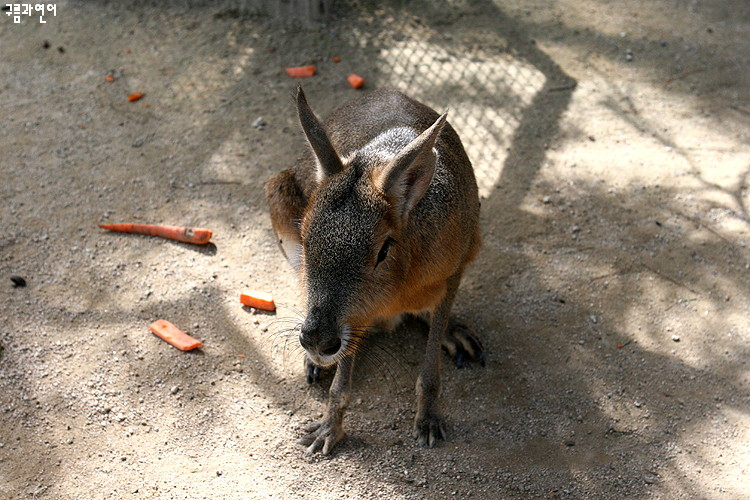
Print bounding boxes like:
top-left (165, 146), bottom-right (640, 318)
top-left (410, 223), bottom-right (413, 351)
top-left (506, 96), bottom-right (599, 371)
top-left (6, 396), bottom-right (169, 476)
top-left (128, 92), bottom-right (144, 102)
top-left (347, 73), bottom-right (365, 89)
top-left (99, 223), bottom-right (212, 245)
top-left (240, 290), bottom-right (276, 312)
top-left (105, 75), bottom-right (115, 82)
top-left (285, 65), bottom-right (316, 78)
top-left (149, 320), bottom-right (202, 351)
top-left (332, 57), bottom-right (341, 63)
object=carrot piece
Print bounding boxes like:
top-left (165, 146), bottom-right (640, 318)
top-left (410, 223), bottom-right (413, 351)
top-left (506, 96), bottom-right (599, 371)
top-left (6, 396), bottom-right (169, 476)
top-left (332, 56), bottom-right (341, 63)
top-left (128, 92), bottom-right (144, 102)
top-left (105, 75), bottom-right (115, 82)
top-left (99, 223), bottom-right (212, 245)
top-left (149, 319), bottom-right (202, 351)
top-left (285, 65), bottom-right (316, 78)
top-left (240, 290), bottom-right (276, 312)
top-left (347, 73), bottom-right (365, 89)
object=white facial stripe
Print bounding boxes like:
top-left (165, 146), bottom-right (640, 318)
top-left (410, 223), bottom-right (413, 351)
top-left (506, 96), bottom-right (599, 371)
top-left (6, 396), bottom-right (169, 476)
top-left (282, 239), bottom-right (302, 272)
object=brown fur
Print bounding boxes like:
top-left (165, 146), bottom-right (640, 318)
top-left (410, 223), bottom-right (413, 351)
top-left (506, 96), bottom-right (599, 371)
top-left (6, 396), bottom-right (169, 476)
top-left (264, 87), bottom-right (482, 454)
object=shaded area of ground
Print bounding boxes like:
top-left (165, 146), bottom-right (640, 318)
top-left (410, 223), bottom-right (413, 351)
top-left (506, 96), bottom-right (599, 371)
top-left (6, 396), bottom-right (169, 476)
top-left (1, 0), bottom-right (749, 498)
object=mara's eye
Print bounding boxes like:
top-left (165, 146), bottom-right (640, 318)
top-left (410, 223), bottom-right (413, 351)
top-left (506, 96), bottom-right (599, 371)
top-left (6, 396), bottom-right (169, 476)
top-left (375, 237), bottom-right (393, 268)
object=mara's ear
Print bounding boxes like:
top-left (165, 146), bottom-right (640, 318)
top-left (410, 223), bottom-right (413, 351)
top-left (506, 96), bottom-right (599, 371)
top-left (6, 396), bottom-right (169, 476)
top-left (372, 112), bottom-right (447, 219)
top-left (296, 86), bottom-right (343, 182)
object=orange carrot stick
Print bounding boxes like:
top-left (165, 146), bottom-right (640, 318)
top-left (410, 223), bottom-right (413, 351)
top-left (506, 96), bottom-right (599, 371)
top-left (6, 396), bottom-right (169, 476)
top-left (347, 73), bottom-right (365, 89)
top-left (285, 65), bottom-right (316, 78)
top-left (128, 91), bottom-right (144, 102)
top-left (149, 320), bottom-right (202, 351)
top-left (105, 75), bottom-right (115, 82)
top-left (240, 290), bottom-right (276, 312)
top-left (99, 223), bottom-right (212, 245)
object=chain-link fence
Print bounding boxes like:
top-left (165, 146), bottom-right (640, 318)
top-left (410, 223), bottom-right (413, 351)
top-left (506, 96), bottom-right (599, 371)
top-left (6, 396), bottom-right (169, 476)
top-left (242, 0), bottom-right (575, 200)
top-left (371, 15), bottom-right (547, 198)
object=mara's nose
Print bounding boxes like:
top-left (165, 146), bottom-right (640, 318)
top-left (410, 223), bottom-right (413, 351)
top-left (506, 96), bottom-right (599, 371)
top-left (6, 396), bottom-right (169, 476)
top-left (299, 320), bottom-right (342, 357)
top-left (299, 317), bottom-right (319, 351)
top-left (318, 337), bottom-right (342, 356)
top-left (298, 331), bottom-right (315, 352)
top-left (299, 332), bottom-right (342, 357)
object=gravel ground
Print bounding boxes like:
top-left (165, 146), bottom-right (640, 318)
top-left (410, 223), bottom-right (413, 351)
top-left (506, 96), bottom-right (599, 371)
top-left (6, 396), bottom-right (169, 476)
top-left (1, 1), bottom-right (749, 498)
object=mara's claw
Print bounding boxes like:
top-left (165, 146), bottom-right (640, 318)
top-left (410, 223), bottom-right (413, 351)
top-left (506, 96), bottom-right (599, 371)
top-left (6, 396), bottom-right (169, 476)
top-left (413, 412), bottom-right (446, 448)
top-left (304, 356), bottom-right (321, 385)
top-left (442, 320), bottom-right (485, 368)
top-left (297, 418), bottom-right (345, 455)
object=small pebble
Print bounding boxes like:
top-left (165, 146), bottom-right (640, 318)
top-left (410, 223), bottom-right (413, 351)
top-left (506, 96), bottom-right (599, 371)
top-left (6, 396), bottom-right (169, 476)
top-left (625, 50), bottom-right (633, 62)
top-left (252, 117), bottom-right (266, 130)
top-left (671, 335), bottom-right (680, 342)
top-left (170, 386), bottom-right (180, 395)
top-left (10, 276), bottom-right (26, 287)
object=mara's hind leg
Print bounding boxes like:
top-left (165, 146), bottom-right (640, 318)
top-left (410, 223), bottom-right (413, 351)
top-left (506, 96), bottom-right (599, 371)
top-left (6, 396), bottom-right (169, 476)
top-left (443, 318), bottom-right (485, 368)
top-left (411, 312), bottom-right (485, 369)
top-left (264, 168), bottom-right (306, 271)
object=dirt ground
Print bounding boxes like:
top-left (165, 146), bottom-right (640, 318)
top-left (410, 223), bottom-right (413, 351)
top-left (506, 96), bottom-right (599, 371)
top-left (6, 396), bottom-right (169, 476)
top-left (2, 0), bottom-right (750, 498)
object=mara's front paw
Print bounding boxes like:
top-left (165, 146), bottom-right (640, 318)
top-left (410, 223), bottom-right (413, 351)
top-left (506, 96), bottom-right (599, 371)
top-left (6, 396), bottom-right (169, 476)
top-left (304, 356), bottom-right (321, 385)
top-left (413, 412), bottom-right (446, 448)
top-left (297, 418), bottom-right (345, 455)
